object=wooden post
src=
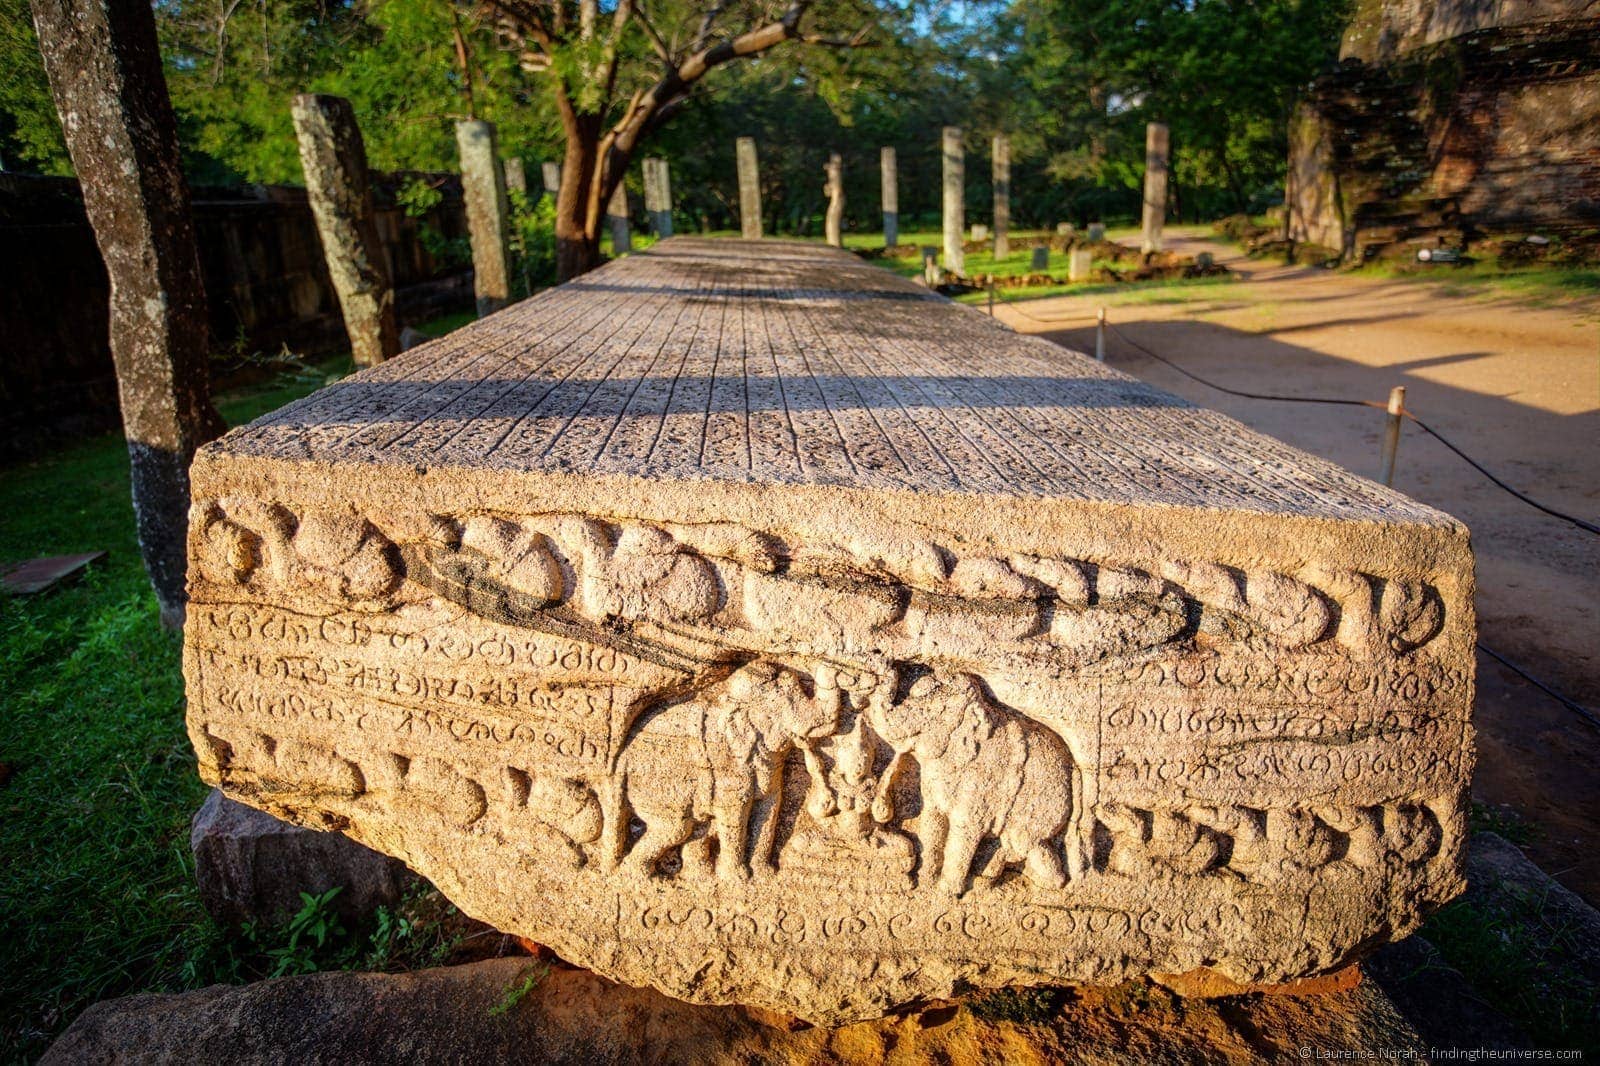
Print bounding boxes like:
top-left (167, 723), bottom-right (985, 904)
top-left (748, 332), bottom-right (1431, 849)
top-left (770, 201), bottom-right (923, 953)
top-left (606, 180), bottom-right (632, 255)
top-left (992, 133), bottom-right (1010, 259)
top-left (824, 152), bottom-right (844, 248)
top-left (1096, 308), bottom-right (1107, 361)
top-left (736, 137), bottom-right (762, 239)
top-left (942, 126), bottom-right (964, 276)
top-left (455, 119), bottom-right (513, 317)
top-left (1380, 386), bottom-right (1407, 486)
top-left (541, 161), bottom-right (561, 198)
top-left (291, 93), bottom-right (399, 369)
top-left (503, 157), bottom-right (527, 197)
top-left (644, 158), bottom-right (673, 237)
top-left (1141, 122), bottom-right (1170, 254)
top-left (881, 146), bottom-right (898, 249)
top-left (30, 0), bottom-right (225, 627)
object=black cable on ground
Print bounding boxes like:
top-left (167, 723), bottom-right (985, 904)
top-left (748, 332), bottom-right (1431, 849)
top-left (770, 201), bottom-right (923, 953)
top-left (1478, 642), bottom-right (1600, 734)
top-left (979, 291), bottom-right (1600, 734)
top-left (1104, 320), bottom-right (1600, 537)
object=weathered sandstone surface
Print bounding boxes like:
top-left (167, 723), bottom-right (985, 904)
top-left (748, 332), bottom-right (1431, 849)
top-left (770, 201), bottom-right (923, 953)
top-left (183, 238), bottom-right (1475, 1024)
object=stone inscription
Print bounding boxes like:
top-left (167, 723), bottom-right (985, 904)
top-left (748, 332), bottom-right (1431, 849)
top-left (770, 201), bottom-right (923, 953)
top-left (184, 239), bottom-right (1474, 1025)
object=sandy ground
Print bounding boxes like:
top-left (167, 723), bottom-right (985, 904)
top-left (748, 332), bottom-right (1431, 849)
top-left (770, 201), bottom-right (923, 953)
top-left (993, 228), bottom-right (1600, 901)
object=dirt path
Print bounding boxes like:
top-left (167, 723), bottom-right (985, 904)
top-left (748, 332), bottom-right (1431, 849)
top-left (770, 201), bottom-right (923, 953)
top-left (995, 228), bottom-right (1600, 900)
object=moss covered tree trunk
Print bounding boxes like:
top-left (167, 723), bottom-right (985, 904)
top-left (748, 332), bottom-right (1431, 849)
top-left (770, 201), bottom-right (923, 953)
top-left (30, 0), bottom-right (225, 628)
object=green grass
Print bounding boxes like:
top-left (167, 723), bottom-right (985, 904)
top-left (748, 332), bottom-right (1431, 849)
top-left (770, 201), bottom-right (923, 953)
top-left (1370, 264), bottom-right (1600, 309)
top-left (1419, 877), bottom-right (1599, 1053)
top-left (0, 318), bottom-right (460, 1063)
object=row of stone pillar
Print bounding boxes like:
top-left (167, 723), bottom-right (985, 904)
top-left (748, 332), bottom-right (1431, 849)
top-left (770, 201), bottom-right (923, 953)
top-left (291, 99), bottom-right (678, 367)
top-left (734, 123), bottom-right (1172, 274)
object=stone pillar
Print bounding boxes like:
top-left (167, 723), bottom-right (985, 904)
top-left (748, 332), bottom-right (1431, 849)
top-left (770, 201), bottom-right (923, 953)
top-left (736, 137), bottom-right (762, 240)
top-left (881, 146), bottom-right (898, 249)
top-left (1141, 121), bottom-right (1169, 254)
top-left (29, 0), bottom-right (225, 628)
top-left (606, 181), bottom-right (631, 255)
top-left (503, 157), bottom-right (527, 197)
top-left (992, 133), bottom-right (1010, 259)
top-left (644, 158), bottom-right (673, 237)
top-left (824, 152), bottom-right (844, 248)
top-left (455, 120), bottom-right (513, 317)
top-left (541, 161), bottom-right (561, 199)
top-left (291, 94), bottom-right (399, 369)
top-left (1069, 246), bottom-right (1094, 282)
top-left (942, 126), bottom-right (964, 276)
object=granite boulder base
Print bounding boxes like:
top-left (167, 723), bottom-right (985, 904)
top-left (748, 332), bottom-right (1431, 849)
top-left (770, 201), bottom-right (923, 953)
top-left (183, 238), bottom-right (1475, 1025)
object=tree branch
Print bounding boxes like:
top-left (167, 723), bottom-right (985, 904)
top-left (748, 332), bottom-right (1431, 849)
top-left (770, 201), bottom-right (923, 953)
top-left (632, 1), bottom-right (675, 66)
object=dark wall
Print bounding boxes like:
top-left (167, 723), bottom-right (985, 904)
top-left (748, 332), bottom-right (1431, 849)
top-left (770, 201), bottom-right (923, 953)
top-left (1287, 18), bottom-right (1600, 258)
top-left (0, 173), bottom-right (474, 455)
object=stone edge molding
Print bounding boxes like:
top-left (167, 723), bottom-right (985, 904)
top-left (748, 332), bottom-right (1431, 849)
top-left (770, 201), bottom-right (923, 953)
top-left (183, 239), bottom-right (1475, 1025)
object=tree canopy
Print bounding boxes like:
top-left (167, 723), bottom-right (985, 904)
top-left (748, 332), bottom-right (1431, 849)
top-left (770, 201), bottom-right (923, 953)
top-left (2, 0), bottom-right (1351, 225)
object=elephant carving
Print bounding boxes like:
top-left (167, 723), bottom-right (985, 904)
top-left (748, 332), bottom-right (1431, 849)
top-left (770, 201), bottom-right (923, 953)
top-left (867, 672), bottom-right (1075, 896)
top-left (606, 661), bottom-right (843, 880)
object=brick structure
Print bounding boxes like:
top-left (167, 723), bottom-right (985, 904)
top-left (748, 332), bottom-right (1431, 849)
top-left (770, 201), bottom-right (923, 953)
top-left (1287, 0), bottom-right (1600, 259)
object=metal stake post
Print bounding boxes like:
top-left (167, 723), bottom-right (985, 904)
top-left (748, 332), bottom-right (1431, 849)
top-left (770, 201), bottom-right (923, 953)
top-left (1095, 308), bottom-right (1106, 361)
top-left (988, 277), bottom-right (995, 316)
top-left (1380, 385), bottom-right (1407, 486)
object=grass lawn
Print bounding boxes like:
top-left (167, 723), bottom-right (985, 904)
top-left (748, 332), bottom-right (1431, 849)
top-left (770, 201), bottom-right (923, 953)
top-left (0, 321), bottom-right (472, 1062)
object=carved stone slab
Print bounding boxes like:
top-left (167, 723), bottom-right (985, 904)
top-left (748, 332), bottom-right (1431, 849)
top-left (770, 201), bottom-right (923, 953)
top-left (184, 237), bottom-right (1475, 1025)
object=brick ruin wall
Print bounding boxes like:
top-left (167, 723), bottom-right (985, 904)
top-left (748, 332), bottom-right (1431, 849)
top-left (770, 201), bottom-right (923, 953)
top-left (1287, 0), bottom-right (1600, 260)
top-left (0, 174), bottom-right (475, 456)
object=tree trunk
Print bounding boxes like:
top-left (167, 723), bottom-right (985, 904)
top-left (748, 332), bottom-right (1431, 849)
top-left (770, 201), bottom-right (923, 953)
top-left (554, 100), bottom-right (609, 281)
top-left (31, 0), bottom-right (225, 629)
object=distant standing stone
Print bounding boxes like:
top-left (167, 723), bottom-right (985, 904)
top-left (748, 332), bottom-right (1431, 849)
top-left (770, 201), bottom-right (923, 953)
top-left (503, 157), bottom-right (527, 197)
top-left (455, 120), bottom-right (514, 317)
top-left (736, 137), bottom-right (762, 240)
top-left (1056, 222), bottom-right (1075, 236)
top-left (1142, 122), bottom-right (1170, 254)
top-left (1087, 222), bottom-right (1107, 242)
top-left (291, 94), bottom-right (399, 368)
top-left (824, 153), bottom-right (845, 248)
top-left (992, 133), bottom-right (1011, 259)
top-left (644, 158), bottom-right (673, 237)
top-left (1031, 246), bottom-right (1050, 271)
top-left (541, 161), bottom-right (561, 198)
top-left (606, 181), bottom-right (631, 255)
top-left (1069, 246), bottom-right (1094, 281)
top-left (881, 146), bottom-right (898, 249)
top-left (971, 223), bottom-right (989, 243)
top-left (942, 126), bottom-right (964, 275)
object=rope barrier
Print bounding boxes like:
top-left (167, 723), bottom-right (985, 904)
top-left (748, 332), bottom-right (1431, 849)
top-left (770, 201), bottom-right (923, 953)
top-left (1102, 320), bottom-right (1600, 536)
top-left (1090, 316), bottom-right (1600, 731)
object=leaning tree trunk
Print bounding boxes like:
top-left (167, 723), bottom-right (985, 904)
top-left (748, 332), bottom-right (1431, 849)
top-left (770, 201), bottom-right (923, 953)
top-left (554, 102), bottom-right (609, 281)
top-left (31, 0), bottom-right (225, 629)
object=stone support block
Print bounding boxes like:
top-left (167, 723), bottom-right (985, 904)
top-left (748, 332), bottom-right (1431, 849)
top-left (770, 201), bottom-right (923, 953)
top-left (184, 238), bottom-right (1474, 1025)
top-left (191, 789), bottom-right (410, 925)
